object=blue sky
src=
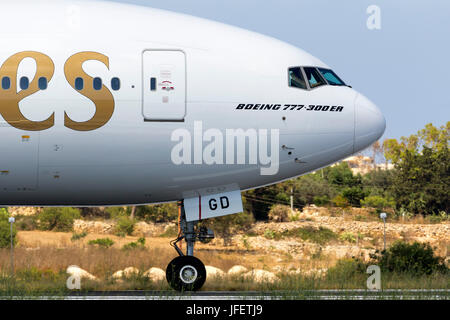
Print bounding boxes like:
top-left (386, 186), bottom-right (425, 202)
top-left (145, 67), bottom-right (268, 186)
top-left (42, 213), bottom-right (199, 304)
top-left (109, 0), bottom-right (449, 141)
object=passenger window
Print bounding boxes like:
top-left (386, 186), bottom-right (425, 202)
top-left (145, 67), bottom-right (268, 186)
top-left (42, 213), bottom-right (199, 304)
top-left (75, 77), bottom-right (84, 90)
top-left (150, 78), bottom-right (156, 91)
top-left (303, 67), bottom-right (326, 88)
top-left (111, 77), bottom-right (120, 91)
top-left (38, 77), bottom-right (48, 90)
top-left (93, 77), bottom-right (102, 90)
top-left (288, 67), bottom-right (307, 90)
top-left (20, 77), bottom-right (29, 90)
top-left (2, 77), bottom-right (11, 90)
top-left (318, 68), bottom-right (346, 86)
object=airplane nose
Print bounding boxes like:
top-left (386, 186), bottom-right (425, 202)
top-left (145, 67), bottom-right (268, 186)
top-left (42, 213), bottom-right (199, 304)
top-left (354, 93), bottom-right (386, 152)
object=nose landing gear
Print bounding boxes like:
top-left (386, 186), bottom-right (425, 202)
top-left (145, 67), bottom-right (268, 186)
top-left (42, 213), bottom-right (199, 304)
top-left (165, 201), bottom-right (213, 291)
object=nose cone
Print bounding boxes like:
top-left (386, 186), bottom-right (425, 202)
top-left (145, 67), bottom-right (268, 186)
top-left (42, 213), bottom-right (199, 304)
top-left (354, 93), bottom-right (386, 152)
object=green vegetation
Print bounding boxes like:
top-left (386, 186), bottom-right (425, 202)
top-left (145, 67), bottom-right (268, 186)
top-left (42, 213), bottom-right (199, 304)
top-left (202, 211), bottom-right (254, 245)
top-left (37, 208), bottom-right (80, 232)
top-left (425, 212), bottom-right (448, 224)
top-left (243, 122), bottom-right (449, 220)
top-left (159, 225), bottom-right (178, 238)
top-left (326, 258), bottom-right (367, 282)
top-left (104, 203), bottom-right (179, 222)
top-left (361, 195), bottom-right (395, 210)
top-left (339, 232), bottom-right (357, 243)
top-left (263, 226), bottom-right (337, 245)
top-left (70, 231), bottom-right (88, 241)
top-left (88, 238), bottom-right (115, 248)
top-left (371, 241), bottom-right (448, 276)
top-left (114, 216), bottom-right (135, 236)
top-left (14, 214), bottom-right (38, 231)
top-left (325, 241), bottom-right (448, 286)
top-left (0, 208), bottom-right (16, 248)
top-left (286, 226), bottom-right (337, 245)
top-left (122, 237), bottom-right (146, 250)
top-left (384, 122), bottom-right (449, 215)
top-left (134, 203), bottom-right (178, 222)
top-left (263, 229), bottom-right (277, 240)
top-left (268, 204), bottom-right (291, 222)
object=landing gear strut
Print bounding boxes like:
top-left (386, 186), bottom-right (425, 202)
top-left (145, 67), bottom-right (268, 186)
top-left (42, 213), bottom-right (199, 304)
top-left (166, 201), bottom-right (213, 291)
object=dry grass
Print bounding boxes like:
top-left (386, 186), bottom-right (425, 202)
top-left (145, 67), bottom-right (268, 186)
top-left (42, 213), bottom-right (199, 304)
top-left (4, 231), bottom-right (312, 276)
top-left (0, 230), bottom-right (447, 294)
top-left (14, 231), bottom-right (350, 273)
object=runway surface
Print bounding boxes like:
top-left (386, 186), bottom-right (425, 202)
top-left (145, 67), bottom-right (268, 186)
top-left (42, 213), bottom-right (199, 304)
top-left (3, 289), bottom-right (449, 300)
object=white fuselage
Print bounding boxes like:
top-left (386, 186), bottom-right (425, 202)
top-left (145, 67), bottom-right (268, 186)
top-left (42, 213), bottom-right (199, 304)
top-left (0, 0), bottom-right (385, 206)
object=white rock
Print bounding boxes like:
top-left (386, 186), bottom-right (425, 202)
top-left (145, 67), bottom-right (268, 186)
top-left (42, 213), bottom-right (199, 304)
top-left (243, 269), bottom-right (279, 283)
top-left (66, 265), bottom-right (98, 281)
top-left (205, 266), bottom-right (225, 278)
top-left (143, 267), bottom-right (166, 282)
top-left (112, 270), bottom-right (124, 279)
top-left (227, 265), bottom-right (248, 276)
top-left (112, 267), bottom-right (139, 279)
top-left (123, 267), bottom-right (140, 277)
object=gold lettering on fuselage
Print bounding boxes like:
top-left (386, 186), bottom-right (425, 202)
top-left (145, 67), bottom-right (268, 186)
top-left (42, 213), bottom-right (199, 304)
top-left (0, 51), bottom-right (55, 131)
top-left (63, 52), bottom-right (115, 131)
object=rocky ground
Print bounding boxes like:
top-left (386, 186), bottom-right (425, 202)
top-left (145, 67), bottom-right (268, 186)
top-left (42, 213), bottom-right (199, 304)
top-left (9, 205), bottom-right (450, 269)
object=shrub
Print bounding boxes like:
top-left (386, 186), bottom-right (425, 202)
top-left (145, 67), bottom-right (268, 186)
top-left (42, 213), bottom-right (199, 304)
top-left (159, 225), bottom-right (178, 238)
top-left (285, 226), bottom-right (337, 245)
top-left (37, 207), bottom-right (81, 231)
top-left (313, 195), bottom-right (330, 206)
top-left (15, 214), bottom-right (38, 231)
top-left (332, 195), bottom-right (349, 208)
top-left (425, 212), bottom-right (448, 224)
top-left (342, 187), bottom-right (368, 207)
top-left (104, 206), bottom-right (128, 219)
top-left (268, 204), bottom-right (291, 222)
top-left (339, 232), bottom-right (356, 243)
top-left (71, 231), bottom-right (88, 241)
top-left (17, 267), bottom-right (58, 281)
top-left (122, 237), bottom-right (146, 250)
top-left (0, 208), bottom-right (17, 248)
top-left (371, 241), bottom-right (448, 276)
top-left (115, 216), bottom-right (135, 236)
top-left (134, 203), bottom-right (178, 222)
top-left (361, 195), bottom-right (395, 210)
top-left (88, 238), bottom-right (115, 248)
top-left (263, 229), bottom-right (277, 240)
top-left (327, 258), bottom-right (367, 281)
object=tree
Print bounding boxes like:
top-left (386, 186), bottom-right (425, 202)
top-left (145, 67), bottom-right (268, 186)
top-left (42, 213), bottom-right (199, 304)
top-left (293, 174), bottom-right (335, 207)
top-left (38, 207), bottom-right (81, 231)
top-left (324, 162), bottom-right (362, 188)
top-left (244, 184), bottom-right (289, 220)
top-left (390, 146), bottom-right (449, 215)
top-left (0, 208), bottom-right (17, 248)
top-left (370, 140), bottom-right (383, 169)
top-left (384, 122), bottom-right (449, 215)
top-left (384, 122), bottom-right (449, 166)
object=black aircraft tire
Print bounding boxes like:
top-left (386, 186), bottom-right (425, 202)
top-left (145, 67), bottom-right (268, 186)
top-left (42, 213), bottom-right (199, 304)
top-left (166, 256), bottom-right (207, 292)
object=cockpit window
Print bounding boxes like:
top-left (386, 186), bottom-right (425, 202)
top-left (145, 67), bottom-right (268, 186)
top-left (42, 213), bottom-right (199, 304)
top-left (318, 68), bottom-right (346, 86)
top-left (303, 67), bottom-right (327, 88)
top-left (288, 67), bottom-right (307, 90)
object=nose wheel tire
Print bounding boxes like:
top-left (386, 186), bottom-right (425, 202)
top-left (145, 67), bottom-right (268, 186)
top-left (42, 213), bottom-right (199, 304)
top-left (166, 256), bottom-right (206, 292)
